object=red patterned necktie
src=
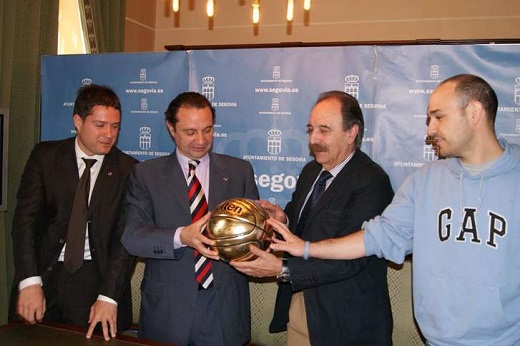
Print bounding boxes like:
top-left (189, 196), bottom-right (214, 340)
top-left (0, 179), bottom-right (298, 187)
top-left (64, 158), bottom-right (97, 274)
top-left (188, 160), bottom-right (213, 289)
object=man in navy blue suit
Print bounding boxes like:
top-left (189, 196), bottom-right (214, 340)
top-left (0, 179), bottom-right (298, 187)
top-left (233, 91), bottom-right (394, 345)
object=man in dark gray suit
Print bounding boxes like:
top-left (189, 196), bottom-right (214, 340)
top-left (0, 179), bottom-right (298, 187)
top-left (121, 92), bottom-right (259, 345)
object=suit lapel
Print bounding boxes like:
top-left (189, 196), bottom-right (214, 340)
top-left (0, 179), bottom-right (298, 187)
top-left (88, 149), bottom-right (117, 214)
top-left (168, 153), bottom-right (192, 216)
top-left (294, 163), bottom-right (322, 220)
top-left (57, 139), bottom-right (80, 201)
top-left (208, 153), bottom-right (230, 209)
top-left (312, 151), bottom-right (361, 215)
top-left (302, 151), bottom-right (361, 221)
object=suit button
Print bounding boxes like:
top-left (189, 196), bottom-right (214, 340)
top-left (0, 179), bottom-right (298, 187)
top-left (47, 266), bottom-right (53, 271)
top-left (58, 239), bottom-right (65, 244)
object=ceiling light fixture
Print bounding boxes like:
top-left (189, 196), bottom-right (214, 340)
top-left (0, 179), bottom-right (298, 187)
top-left (303, 0), bottom-right (311, 11)
top-left (170, 0), bottom-right (311, 23)
top-left (286, 0), bottom-right (294, 21)
top-left (206, 0), bottom-right (215, 18)
top-left (252, 0), bottom-right (260, 24)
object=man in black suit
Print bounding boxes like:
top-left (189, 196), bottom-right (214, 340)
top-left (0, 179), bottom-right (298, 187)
top-left (121, 92), bottom-right (258, 345)
top-left (9, 84), bottom-right (136, 340)
top-left (232, 91), bottom-right (394, 345)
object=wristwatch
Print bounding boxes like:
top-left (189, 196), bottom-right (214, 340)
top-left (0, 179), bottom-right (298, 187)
top-left (276, 258), bottom-right (291, 283)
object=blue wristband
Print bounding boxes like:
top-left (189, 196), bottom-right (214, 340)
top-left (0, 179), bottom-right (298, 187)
top-left (303, 241), bottom-right (310, 260)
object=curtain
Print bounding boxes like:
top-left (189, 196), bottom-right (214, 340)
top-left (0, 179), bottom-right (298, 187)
top-left (81, 0), bottom-right (126, 53)
top-left (0, 0), bottom-right (59, 324)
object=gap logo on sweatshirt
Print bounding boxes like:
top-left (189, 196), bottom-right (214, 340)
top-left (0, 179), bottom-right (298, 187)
top-left (437, 207), bottom-right (507, 248)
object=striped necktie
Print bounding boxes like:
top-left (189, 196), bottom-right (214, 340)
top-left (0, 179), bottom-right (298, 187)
top-left (188, 160), bottom-right (213, 289)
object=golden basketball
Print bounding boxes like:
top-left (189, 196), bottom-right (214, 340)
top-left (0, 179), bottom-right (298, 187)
top-left (205, 198), bottom-right (273, 262)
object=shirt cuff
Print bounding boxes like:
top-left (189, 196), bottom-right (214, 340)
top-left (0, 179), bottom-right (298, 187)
top-left (97, 295), bottom-right (118, 306)
top-left (19, 276), bottom-right (43, 291)
top-left (174, 227), bottom-right (187, 249)
top-left (363, 226), bottom-right (379, 257)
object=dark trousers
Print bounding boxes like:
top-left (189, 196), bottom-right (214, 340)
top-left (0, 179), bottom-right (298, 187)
top-left (43, 261), bottom-right (100, 329)
top-left (187, 287), bottom-right (225, 346)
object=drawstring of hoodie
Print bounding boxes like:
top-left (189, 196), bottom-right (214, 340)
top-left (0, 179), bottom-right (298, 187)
top-left (458, 171), bottom-right (464, 227)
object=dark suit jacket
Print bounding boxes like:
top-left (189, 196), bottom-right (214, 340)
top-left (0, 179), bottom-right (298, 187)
top-left (270, 150), bottom-right (394, 345)
top-left (9, 137), bottom-right (137, 329)
top-left (121, 151), bottom-right (259, 345)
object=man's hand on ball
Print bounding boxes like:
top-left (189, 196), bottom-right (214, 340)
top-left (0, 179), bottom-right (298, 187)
top-left (268, 218), bottom-right (305, 257)
top-left (180, 213), bottom-right (220, 260)
top-left (255, 200), bottom-right (287, 223)
top-left (230, 245), bottom-right (282, 278)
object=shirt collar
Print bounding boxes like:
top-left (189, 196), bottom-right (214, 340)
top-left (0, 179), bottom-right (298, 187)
top-left (326, 150), bottom-right (356, 177)
top-left (74, 137), bottom-right (105, 163)
top-left (176, 151), bottom-right (210, 171)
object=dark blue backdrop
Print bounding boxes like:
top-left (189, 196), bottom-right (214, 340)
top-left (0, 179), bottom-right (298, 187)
top-left (41, 45), bottom-right (520, 207)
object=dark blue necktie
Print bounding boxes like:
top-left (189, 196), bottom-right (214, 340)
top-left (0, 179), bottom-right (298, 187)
top-left (295, 170), bottom-right (332, 236)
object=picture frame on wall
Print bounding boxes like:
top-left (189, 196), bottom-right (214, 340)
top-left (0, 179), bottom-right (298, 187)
top-left (0, 108), bottom-right (8, 211)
